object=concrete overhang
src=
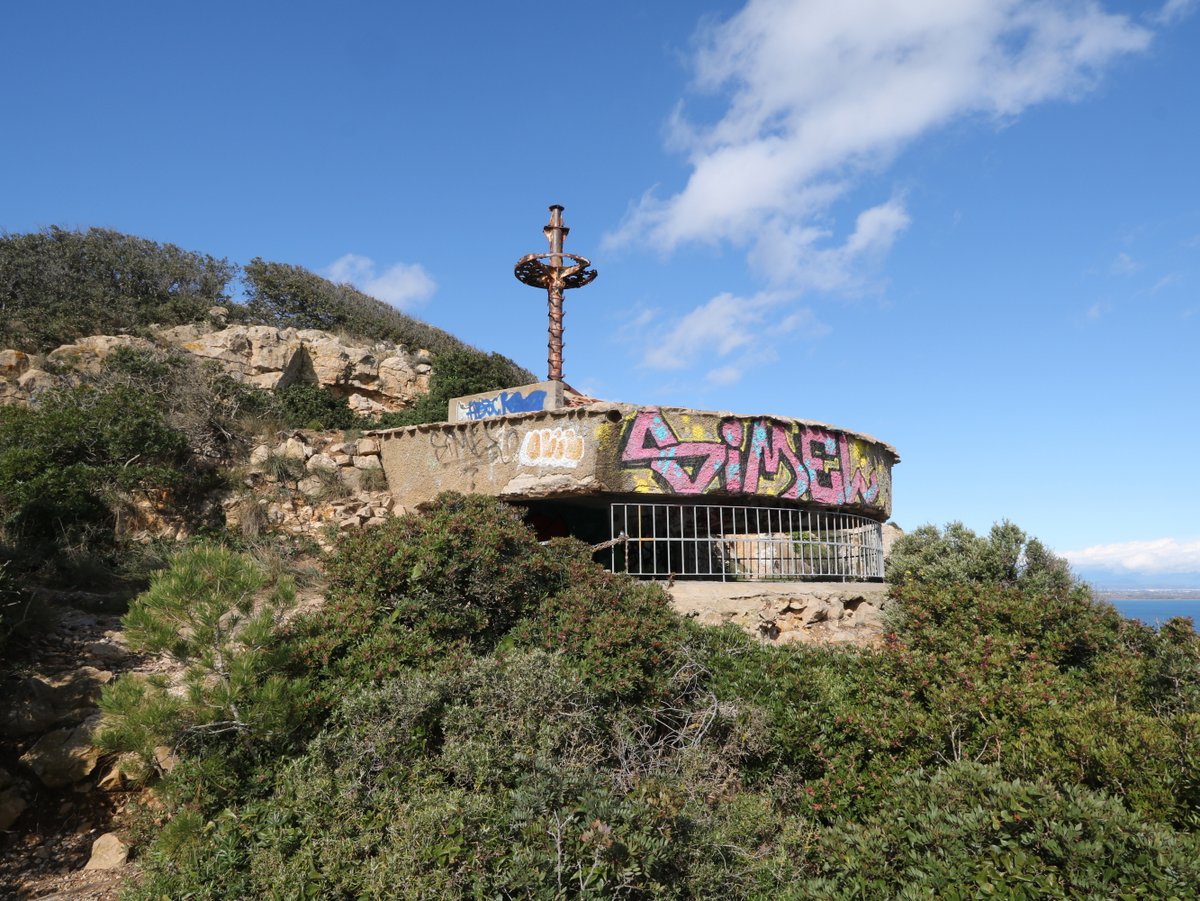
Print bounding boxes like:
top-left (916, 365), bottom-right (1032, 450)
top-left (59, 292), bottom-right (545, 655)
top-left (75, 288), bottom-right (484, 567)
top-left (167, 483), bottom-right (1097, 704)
top-left (372, 402), bottom-right (898, 521)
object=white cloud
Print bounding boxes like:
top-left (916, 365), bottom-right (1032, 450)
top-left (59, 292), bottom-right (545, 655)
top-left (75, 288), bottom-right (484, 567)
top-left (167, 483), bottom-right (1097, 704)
top-left (608, 0), bottom-right (1153, 291)
top-left (1150, 272), bottom-right (1182, 293)
top-left (641, 291), bottom-right (827, 384)
top-left (326, 253), bottom-right (436, 310)
top-left (1110, 252), bottom-right (1141, 275)
top-left (1153, 0), bottom-right (1197, 25)
top-left (1061, 537), bottom-right (1200, 574)
top-left (644, 292), bottom-right (761, 370)
top-left (1085, 302), bottom-right (1105, 320)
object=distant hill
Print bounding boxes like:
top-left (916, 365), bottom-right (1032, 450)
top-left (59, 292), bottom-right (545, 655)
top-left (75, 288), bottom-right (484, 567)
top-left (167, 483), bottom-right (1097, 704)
top-left (1071, 566), bottom-right (1200, 591)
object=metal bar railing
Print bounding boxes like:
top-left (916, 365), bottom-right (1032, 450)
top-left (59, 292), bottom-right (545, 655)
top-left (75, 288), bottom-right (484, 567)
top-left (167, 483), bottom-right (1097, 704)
top-left (609, 502), bottom-right (884, 582)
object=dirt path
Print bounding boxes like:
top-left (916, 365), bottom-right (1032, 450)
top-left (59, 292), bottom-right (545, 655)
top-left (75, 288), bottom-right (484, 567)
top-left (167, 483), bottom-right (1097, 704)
top-left (0, 595), bottom-right (142, 901)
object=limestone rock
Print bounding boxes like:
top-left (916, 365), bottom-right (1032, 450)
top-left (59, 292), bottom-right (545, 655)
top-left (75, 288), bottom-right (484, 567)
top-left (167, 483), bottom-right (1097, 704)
top-left (281, 437), bottom-right (310, 460)
top-left (16, 367), bottom-right (57, 395)
top-left (1, 667), bottom-right (112, 737)
top-left (84, 832), bottom-right (129, 870)
top-left (153, 744), bottom-right (179, 775)
top-left (353, 454), bottom-right (382, 470)
top-left (0, 349), bottom-right (31, 379)
top-left (46, 335), bottom-right (155, 372)
top-left (20, 715), bottom-right (102, 788)
top-left (669, 582), bottom-right (889, 648)
top-left (306, 453), bottom-right (338, 472)
top-left (157, 325), bottom-right (428, 410)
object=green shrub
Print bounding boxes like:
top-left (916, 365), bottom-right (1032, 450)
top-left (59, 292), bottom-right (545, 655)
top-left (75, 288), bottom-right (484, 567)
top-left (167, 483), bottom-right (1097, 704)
top-left (0, 383), bottom-right (194, 549)
top-left (797, 761), bottom-right (1200, 898)
top-left (267, 382), bottom-right (359, 431)
top-left (97, 544), bottom-right (308, 769)
top-left (129, 653), bottom-right (694, 900)
top-left (886, 520), bottom-right (1075, 596)
top-left (512, 540), bottom-right (690, 703)
top-left (0, 226), bottom-right (236, 352)
top-left (290, 493), bottom-right (561, 682)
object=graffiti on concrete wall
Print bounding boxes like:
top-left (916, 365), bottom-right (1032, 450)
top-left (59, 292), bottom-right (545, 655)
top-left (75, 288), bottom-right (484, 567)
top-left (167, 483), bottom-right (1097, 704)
top-left (429, 422), bottom-right (521, 466)
top-left (618, 409), bottom-right (884, 506)
top-left (519, 427), bottom-right (585, 468)
top-left (457, 388), bottom-right (548, 422)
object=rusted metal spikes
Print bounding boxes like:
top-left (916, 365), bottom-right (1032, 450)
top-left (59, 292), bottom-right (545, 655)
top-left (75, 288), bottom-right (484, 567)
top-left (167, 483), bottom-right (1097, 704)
top-left (514, 204), bottom-right (597, 382)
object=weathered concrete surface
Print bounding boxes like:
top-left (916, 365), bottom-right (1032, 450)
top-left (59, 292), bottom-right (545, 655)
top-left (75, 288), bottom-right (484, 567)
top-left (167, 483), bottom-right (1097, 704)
top-left (449, 380), bottom-right (563, 422)
top-left (375, 403), bottom-right (897, 519)
top-left (668, 581), bottom-right (891, 647)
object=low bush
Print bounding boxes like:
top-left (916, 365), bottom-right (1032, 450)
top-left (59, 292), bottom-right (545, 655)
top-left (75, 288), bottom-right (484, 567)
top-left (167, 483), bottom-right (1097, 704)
top-left (289, 493), bottom-right (563, 682)
top-left (102, 506), bottom-right (1200, 898)
top-left (267, 382), bottom-right (359, 431)
top-left (798, 761), bottom-right (1200, 898)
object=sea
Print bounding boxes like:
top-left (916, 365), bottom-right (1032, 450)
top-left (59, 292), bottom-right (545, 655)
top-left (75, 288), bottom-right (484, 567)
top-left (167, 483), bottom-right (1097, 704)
top-left (1097, 590), bottom-right (1200, 629)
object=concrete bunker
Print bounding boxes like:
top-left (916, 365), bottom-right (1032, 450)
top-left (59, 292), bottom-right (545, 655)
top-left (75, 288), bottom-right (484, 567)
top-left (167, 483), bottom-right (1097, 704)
top-left (371, 206), bottom-right (898, 583)
top-left (372, 395), bottom-right (898, 582)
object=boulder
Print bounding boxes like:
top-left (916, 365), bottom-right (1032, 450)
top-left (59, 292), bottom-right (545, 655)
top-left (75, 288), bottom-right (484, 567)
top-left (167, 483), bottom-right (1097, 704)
top-left (306, 453), bottom-right (338, 473)
top-left (84, 832), bottom-right (129, 870)
top-left (1, 667), bottom-right (112, 737)
top-left (20, 714), bottom-right (102, 788)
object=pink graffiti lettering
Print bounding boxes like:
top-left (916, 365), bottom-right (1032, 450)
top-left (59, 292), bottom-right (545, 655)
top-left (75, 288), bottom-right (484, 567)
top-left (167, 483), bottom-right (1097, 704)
top-left (742, 420), bottom-right (806, 498)
top-left (621, 410), bottom-right (727, 493)
top-left (619, 409), bottom-right (883, 507)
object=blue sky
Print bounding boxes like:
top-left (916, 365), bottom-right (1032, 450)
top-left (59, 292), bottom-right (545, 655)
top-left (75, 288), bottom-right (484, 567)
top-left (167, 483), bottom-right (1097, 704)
top-left (3, 1), bottom-right (1198, 582)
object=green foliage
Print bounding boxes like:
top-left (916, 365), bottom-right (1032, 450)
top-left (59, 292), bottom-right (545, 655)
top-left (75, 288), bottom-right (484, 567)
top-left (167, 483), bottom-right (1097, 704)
top-left (0, 226), bottom-right (236, 352)
top-left (242, 258), bottom-right (532, 408)
top-left (97, 544), bottom-right (308, 769)
top-left (377, 348), bottom-right (539, 427)
top-left (885, 520), bottom-right (1075, 595)
top-left (513, 539), bottom-right (690, 703)
top-left (267, 382), bottom-right (359, 431)
top-left (114, 509), bottom-right (1200, 899)
top-left (0, 383), bottom-right (192, 549)
top-left (798, 762), bottom-right (1200, 898)
top-left (291, 492), bottom-right (559, 681)
top-left (130, 653), bottom-right (698, 900)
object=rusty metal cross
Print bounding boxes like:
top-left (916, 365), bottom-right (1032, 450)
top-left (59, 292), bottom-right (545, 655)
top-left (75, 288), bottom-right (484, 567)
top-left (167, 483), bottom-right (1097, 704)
top-left (514, 204), bottom-right (597, 382)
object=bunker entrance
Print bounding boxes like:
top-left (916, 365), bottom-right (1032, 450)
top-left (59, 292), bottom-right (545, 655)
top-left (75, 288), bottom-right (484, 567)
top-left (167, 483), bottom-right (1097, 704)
top-left (608, 502), bottom-right (884, 583)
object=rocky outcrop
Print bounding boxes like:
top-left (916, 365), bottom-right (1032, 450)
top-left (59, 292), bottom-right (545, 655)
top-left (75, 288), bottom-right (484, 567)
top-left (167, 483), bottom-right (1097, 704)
top-left (1, 324), bottom-right (434, 415)
top-left (156, 324), bottom-right (432, 414)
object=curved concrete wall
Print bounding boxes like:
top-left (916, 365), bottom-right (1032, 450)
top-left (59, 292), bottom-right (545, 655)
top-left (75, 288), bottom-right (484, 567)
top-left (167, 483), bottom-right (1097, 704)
top-left (375, 403), bottom-right (897, 520)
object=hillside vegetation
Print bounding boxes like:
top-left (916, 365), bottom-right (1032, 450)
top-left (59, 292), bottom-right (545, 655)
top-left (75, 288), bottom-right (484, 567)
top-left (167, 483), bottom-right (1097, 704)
top-left (0, 226), bottom-right (532, 385)
top-left (92, 502), bottom-right (1200, 898)
top-left (0, 227), bottom-right (533, 647)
